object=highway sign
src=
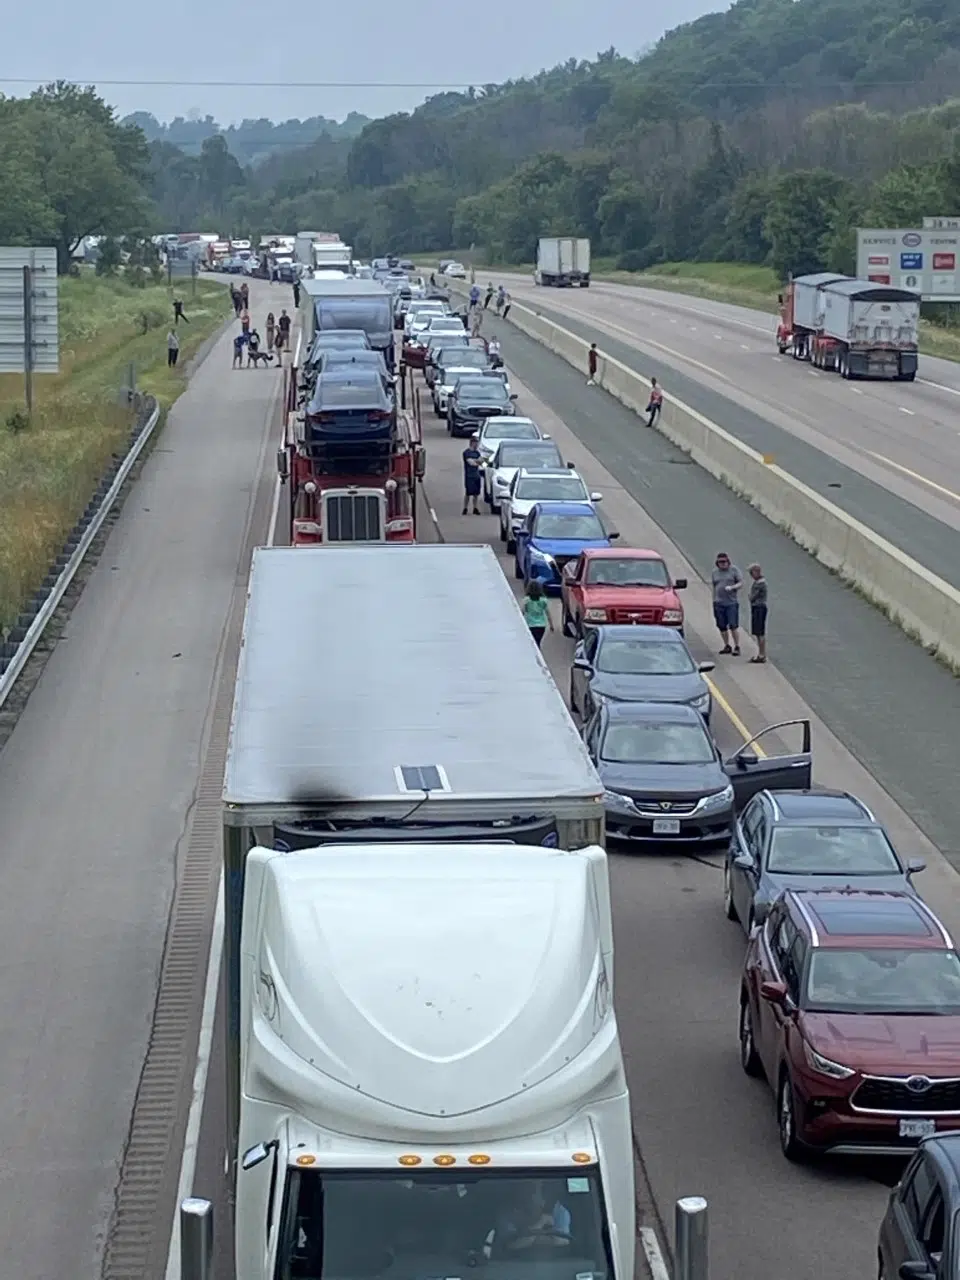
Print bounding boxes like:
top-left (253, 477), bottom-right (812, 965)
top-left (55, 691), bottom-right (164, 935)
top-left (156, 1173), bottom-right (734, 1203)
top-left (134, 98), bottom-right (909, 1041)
top-left (0, 247), bottom-right (59, 375)
top-left (856, 228), bottom-right (960, 301)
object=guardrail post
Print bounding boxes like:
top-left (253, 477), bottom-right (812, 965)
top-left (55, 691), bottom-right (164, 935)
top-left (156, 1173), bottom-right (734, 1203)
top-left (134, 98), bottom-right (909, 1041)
top-left (675, 1196), bottom-right (708, 1280)
top-left (180, 1197), bottom-right (214, 1280)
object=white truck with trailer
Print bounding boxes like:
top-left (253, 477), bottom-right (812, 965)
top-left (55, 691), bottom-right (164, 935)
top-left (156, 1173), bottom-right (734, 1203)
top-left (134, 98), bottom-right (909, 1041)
top-left (180, 544), bottom-right (633, 1280)
top-left (817, 279), bottom-right (920, 380)
top-left (535, 237), bottom-right (591, 287)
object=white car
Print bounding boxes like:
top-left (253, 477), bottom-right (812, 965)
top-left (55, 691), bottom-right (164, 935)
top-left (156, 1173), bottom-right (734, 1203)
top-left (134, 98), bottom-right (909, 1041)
top-left (404, 303), bottom-right (447, 336)
top-left (433, 361), bottom-right (498, 415)
top-left (475, 415), bottom-right (544, 466)
top-left (500, 468), bottom-right (602, 552)
top-left (443, 262), bottom-right (467, 278)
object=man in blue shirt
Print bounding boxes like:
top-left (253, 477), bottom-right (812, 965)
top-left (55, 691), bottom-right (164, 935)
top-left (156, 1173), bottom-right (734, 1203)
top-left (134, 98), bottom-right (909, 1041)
top-left (483, 1183), bottom-right (572, 1259)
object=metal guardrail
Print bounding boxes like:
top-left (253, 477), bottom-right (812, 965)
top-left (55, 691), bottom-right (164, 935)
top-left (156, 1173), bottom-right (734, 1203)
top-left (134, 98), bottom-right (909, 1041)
top-left (0, 393), bottom-right (161, 712)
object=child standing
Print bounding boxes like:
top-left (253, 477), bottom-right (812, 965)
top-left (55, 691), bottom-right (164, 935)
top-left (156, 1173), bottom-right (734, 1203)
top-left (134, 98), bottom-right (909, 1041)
top-left (523, 581), bottom-right (553, 649)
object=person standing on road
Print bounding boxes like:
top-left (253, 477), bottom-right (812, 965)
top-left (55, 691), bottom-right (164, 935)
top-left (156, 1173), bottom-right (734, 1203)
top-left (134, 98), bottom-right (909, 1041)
top-left (484, 283), bottom-right (494, 310)
top-left (712, 552), bottom-right (743, 656)
top-left (292, 279), bottom-right (301, 309)
top-left (748, 564), bottom-right (768, 664)
top-left (496, 285), bottom-right (506, 314)
top-left (587, 343), bottom-right (599, 385)
top-left (470, 304), bottom-right (483, 338)
top-left (277, 308), bottom-right (291, 351)
top-left (265, 311), bottom-right (276, 351)
top-left (523, 581), bottom-right (554, 650)
top-left (462, 433), bottom-right (483, 515)
top-left (240, 281), bottom-right (249, 308)
top-left (166, 329), bottom-right (180, 367)
top-left (646, 377), bottom-right (663, 426)
top-left (230, 285), bottom-right (242, 317)
top-left (240, 307), bottom-right (251, 336)
top-left (232, 333), bottom-right (245, 368)
top-left (501, 291), bottom-right (512, 319)
top-left (173, 296), bottom-right (189, 326)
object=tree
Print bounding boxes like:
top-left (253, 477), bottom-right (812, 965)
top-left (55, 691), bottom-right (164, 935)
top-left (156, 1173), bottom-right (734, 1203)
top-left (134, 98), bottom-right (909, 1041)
top-left (763, 170), bottom-right (851, 279)
top-left (197, 134), bottom-right (245, 218)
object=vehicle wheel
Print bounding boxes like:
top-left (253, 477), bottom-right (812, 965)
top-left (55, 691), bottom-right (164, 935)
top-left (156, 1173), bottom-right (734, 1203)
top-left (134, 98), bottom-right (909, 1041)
top-left (498, 519), bottom-right (506, 543)
top-left (777, 1072), bottom-right (804, 1162)
top-left (723, 865), bottom-right (739, 922)
top-left (514, 556), bottom-right (523, 580)
top-left (738, 996), bottom-right (762, 1078)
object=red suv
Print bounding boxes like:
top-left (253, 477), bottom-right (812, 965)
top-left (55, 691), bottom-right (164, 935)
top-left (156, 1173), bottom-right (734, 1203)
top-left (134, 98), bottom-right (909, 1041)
top-left (739, 888), bottom-right (960, 1161)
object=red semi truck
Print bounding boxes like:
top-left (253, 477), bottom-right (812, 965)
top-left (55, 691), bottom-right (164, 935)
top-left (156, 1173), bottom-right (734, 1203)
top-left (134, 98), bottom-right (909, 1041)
top-left (277, 346), bottom-right (425, 545)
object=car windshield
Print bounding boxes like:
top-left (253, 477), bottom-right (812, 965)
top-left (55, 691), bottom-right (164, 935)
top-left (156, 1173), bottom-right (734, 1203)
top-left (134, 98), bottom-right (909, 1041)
top-left (462, 384), bottom-right (508, 402)
top-left (805, 949), bottom-right (960, 1014)
top-left (276, 1168), bottom-right (614, 1280)
top-left (484, 421), bottom-right (537, 439)
top-left (767, 827), bottom-right (903, 875)
top-left (597, 638), bottom-right (695, 675)
top-left (601, 720), bottom-right (715, 765)
top-left (443, 354), bottom-right (488, 373)
top-left (586, 558), bottom-right (669, 587)
top-left (516, 476), bottom-right (588, 501)
top-left (315, 378), bottom-right (386, 408)
top-left (429, 319), bottom-right (464, 331)
top-left (535, 513), bottom-right (605, 540)
top-left (498, 446), bottom-right (563, 468)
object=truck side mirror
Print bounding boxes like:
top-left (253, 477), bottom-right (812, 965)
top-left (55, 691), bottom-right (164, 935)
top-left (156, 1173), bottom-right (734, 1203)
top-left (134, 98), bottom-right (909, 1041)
top-left (276, 447), bottom-right (289, 482)
top-left (674, 578), bottom-right (688, 589)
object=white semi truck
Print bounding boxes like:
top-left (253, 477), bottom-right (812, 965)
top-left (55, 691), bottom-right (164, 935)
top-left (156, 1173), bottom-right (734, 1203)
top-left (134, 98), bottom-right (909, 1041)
top-left (535, 237), bottom-right (591, 287)
top-left (181, 544), bottom-right (634, 1280)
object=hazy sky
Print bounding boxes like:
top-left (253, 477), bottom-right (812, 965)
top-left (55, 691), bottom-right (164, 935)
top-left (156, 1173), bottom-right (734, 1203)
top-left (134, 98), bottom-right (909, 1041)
top-left (2, 0), bottom-right (727, 125)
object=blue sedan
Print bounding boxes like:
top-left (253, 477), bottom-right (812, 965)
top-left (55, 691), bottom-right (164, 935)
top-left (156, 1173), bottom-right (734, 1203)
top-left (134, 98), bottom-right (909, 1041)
top-left (514, 502), bottom-right (618, 591)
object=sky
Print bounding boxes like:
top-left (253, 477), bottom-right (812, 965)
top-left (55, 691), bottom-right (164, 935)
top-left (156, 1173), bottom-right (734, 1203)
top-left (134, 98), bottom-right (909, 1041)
top-left (2, 0), bottom-right (728, 125)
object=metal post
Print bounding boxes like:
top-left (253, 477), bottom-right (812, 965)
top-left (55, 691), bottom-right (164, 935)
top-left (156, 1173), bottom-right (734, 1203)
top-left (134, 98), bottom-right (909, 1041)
top-left (180, 1197), bottom-right (214, 1280)
top-left (22, 264), bottom-right (34, 417)
top-left (675, 1196), bottom-right (708, 1280)
top-left (400, 364), bottom-right (407, 410)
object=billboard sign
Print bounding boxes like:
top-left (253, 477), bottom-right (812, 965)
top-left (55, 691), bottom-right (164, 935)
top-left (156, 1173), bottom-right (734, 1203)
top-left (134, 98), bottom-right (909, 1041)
top-left (857, 228), bottom-right (960, 301)
top-left (0, 247), bottom-right (59, 375)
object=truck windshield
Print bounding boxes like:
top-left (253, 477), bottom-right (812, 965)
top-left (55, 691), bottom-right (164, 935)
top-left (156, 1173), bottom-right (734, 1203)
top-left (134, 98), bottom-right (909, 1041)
top-left (275, 1167), bottom-right (614, 1280)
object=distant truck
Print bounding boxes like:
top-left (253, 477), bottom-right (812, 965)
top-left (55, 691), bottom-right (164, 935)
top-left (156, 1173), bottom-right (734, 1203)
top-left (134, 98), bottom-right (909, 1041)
top-left (294, 229), bottom-right (342, 268)
top-left (312, 240), bottom-right (353, 273)
top-left (535, 236), bottom-right (591, 287)
top-left (776, 273), bottom-right (919, 381)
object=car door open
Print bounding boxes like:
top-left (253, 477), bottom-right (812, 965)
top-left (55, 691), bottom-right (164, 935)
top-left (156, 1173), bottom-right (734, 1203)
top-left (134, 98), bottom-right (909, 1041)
top-left (724, 718), bottom-right (812, 810)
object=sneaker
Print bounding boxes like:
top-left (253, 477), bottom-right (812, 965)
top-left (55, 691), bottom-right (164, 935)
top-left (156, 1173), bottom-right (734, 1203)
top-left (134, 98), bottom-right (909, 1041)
top-left (732, 646), bottom-right (741, 656)
top-left (719, 645), bottom-right (732, 654)
top-left (461, 507), bottom-right (467, 515)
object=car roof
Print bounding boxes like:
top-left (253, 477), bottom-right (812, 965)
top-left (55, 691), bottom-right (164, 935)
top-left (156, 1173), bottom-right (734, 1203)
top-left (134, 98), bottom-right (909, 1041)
top-left (764, 790), bottom-right (875, 824)
top-left (532, 502), bottom-right (598, 517)
top-left (603, 700), bottom-right (706, 726)
top-left (581, 547), bottom-right (663, 561)
top-left (598, 624), bottom-right (688, 644)
top-left (514, 468), bottom-right (581, 481)
top-left (785, 889), bottom-right (952, 949)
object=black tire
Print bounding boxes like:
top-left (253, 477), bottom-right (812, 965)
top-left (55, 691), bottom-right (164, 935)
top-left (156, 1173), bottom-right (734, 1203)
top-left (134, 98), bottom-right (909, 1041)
top-left (723, 864), bottom-right (739, 922)
top-left (778, 1071), bottom-right (804, 1161)
top-left (514, 556), bottom-right (523, 580)
top-left (569, 679), bottom-right (578, 715)
top-left (506, 535), bottom-right (516, 554)
top-left (738, 995), bottom-right (762, 1077)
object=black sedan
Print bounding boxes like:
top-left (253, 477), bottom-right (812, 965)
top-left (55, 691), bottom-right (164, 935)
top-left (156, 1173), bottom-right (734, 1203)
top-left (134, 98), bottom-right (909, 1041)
top-left (447, 377), bottom-right (517, 438)
top-left (570, 624), bottom-right (715, 724)
top-left (724, 788), bottom-right (926, 932)
top-left (582, 701), bottom-right (813, 846)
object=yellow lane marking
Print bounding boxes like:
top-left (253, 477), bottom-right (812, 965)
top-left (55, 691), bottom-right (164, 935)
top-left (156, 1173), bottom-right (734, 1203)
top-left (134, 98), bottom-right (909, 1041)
top-left (705, 676), bottom-right (767, 758)
top-left (867, 450), bottom-right (960, 504)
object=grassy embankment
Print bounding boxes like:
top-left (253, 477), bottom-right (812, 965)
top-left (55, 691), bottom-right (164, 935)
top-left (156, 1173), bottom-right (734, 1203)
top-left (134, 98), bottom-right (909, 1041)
top-left (415, 254), bottom-right (960, 363)
top-left (0, 273), bottom-right (231, 631)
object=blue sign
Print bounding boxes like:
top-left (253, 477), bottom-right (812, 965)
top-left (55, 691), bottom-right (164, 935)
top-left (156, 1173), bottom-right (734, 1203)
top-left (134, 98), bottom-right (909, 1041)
top-left (901, 252), bottom-right (923, 270)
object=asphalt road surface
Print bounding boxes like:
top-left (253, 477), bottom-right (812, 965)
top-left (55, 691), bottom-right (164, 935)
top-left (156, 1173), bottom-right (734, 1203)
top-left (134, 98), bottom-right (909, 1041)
top-left (478, 270), bottom-right (960, 588)
top-left (187, 349), bottom-right (960, 1280)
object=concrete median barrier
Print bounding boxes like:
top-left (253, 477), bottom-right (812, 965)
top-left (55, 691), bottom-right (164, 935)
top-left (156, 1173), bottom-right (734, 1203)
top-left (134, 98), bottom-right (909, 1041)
top-left (445, 277), bottom-right (960, 670)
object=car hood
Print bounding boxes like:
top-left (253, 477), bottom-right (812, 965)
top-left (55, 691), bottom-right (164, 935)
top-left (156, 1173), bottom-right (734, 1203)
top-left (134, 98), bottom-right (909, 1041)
top-left (599, 759), bottom-right (729, 799)
top-left (532, 536), bottom-right (610, 557)
top-left (803, 1012), bottom-right (960, 1073)
top-left (580, 585), bottom-right (680, 609)
top-left (756, 870), bottom-right (914, 907)
top-left (588, 670), bottom-right (708, 703)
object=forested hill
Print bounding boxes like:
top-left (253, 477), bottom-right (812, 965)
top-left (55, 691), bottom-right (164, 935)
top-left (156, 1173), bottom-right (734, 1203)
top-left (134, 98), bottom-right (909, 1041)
top-left (124, 112), bottom-right (370, 166)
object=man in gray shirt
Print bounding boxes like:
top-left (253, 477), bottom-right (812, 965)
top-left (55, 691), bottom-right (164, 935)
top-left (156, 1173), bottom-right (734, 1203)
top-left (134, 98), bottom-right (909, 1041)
top-left (711, 551), bottom-right (743, 656)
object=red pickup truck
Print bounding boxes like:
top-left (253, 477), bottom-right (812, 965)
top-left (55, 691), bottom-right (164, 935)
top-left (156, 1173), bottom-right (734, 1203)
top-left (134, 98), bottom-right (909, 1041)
top-left (560, 548), bottom-right (687, 636)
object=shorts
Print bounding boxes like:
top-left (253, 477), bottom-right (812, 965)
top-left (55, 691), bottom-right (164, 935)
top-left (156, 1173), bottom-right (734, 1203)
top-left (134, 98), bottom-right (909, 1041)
top-left (713, 601), bottom-right (740, 632)
top-left (751, 605), bottom-right (768, 638)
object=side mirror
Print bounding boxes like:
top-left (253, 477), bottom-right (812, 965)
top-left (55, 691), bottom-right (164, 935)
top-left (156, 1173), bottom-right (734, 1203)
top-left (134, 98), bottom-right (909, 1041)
top-left (735, 749), bottom-right (759, 768)
top-left (733, 853), bottom-right (754, 870)
top-left (509, 393), bottom-right (518, 401)
top-left (241, 1141), bottom-right (274, 1171)
top-left (674, 578), bottom-right (688, 589)
top-left (567, 461), bottom-right (575, 469)
top-left (608, 530), bottom-right (621, 540)
top-left (759, 980), bottom-right (788, 1006)
top-left (907, 858), bottom-right (926, 874)
top-left (276, 447), bottom-right (289, 482)
top-left (697, 660), bottom-right (716, 673)
top-left (590, 492), bottom-right (603, 501)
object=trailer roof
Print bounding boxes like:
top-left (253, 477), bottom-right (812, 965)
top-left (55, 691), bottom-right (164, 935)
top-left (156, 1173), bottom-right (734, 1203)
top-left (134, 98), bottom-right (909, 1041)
top-left (302, 277), bottom-right (388, 298)
top-left (792, 273), bottom-right (851, 288)
top-left (822, 279), bottom-right (920, 302)
top-left (223, 545), bottom-right (602, 811)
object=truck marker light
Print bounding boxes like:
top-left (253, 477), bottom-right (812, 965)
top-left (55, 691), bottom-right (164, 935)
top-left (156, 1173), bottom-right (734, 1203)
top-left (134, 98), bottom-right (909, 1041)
top-left (434, 1154), bottom-right (456, 1166)
top-left (296, 1155), bottom-right (317, 1166)
top-left (468, 1154), bottom-right (491, 1165)
top-left (572, 1152), bottom-right (593, 1164)
top-left (398, 1155), bottom-right (422, 1166)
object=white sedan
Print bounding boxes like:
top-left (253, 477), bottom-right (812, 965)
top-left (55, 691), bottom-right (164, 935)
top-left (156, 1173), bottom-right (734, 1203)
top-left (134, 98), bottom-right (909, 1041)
top-left (499, 468), bottom-right (602, 552)
top-left (481, 436), bottom-right (565, 509)
top-left (475, 415), bottom-right (544, 467)
top-left (443, 262), bottom-right (467, 278)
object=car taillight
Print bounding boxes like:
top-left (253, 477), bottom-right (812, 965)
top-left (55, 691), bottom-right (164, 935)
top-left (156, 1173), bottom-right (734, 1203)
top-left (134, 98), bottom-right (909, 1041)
top-left (584, 608), bottom-right (607, 622)
top-left (315, 412), bottom-right (335, 422)
top-left (368, 410), bottom-right (392, 421)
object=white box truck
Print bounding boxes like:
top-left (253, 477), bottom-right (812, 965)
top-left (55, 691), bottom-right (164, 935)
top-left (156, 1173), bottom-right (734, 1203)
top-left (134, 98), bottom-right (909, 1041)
top-left (818, 279), bottom-right (920, 379)
top-left (535, 237), bottom-right (591, 287)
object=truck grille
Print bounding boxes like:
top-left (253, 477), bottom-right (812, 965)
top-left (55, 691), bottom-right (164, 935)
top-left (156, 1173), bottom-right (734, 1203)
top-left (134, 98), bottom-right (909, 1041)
top-left (852, 1076), bottom-right (960, 1114)
top-left (610, 606), bottom-right (660, 624)
top-left (324, 493), bottom-right (384, 542)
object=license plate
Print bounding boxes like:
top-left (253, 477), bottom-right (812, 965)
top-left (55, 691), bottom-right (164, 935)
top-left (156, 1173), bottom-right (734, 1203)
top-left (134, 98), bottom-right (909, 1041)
top-left (652, 818), bottom-right (681, 835)
top-left (900, 1118), bottom-right (936, 1139)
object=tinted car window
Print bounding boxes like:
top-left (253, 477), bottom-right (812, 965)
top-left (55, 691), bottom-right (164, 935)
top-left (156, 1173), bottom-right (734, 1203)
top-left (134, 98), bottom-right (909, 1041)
top-left (585, 558), bottom-right (669, 587)
top-left (535, 513), bottom-right (605, 540)
top-left (806, 949), bottom-right (960, 1013)
top-left (902, 1154), bottom-right (937, 1229)
top-left (497, 445), bottom-right (563, 469)
top-left (482, 420), bottom-right (537, 438)
top-left (515, 476), bottom-right (587, 502)
top-left (767, 827), bottom-right (902, 876)
top-left (596, 638), bottom-right (694, 676)
top-left (459, 384), bottom-right (508, 402)
top-left (315, 377), bottom-right (387, 408)
top-left (600, 721), bottom-right (715, 765)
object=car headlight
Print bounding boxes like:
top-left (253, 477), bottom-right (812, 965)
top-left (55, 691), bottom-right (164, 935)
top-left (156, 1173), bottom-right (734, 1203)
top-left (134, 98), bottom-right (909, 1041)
top-left (691, 692), bottom-right (711, 712)
top-left (603, 790), bottom-right (634, 811)
top-left (662, 609), bottom-right (683, 623)
top-left (529, 547), bottom-right (553, 565)
top-left (584, 608), bottom-right (607, 621)
top-left (699, 784), bottom-right (734, 813)
top-left (803, 1041), bottom-right (855, 1080)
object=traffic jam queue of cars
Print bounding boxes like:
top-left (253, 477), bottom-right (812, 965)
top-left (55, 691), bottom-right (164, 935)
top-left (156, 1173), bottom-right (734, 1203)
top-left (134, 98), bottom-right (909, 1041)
top-left (398, 273), bottom-right (960, 1267)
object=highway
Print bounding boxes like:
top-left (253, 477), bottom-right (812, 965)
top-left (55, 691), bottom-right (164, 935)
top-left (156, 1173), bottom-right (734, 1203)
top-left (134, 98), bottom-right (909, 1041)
top-left (478, 271), bottom-right (960, 590)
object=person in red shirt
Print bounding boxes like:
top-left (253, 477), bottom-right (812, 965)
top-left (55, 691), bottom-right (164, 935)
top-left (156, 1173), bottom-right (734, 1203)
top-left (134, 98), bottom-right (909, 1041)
top-left (646, 377), bottom-right (663, 425)
top-left (587, 343), bottom-right (598, 385)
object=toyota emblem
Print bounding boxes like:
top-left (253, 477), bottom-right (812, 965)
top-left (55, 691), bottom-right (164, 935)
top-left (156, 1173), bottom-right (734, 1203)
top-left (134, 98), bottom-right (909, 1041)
top-left (906, 1075), bottom-right (933, 1093)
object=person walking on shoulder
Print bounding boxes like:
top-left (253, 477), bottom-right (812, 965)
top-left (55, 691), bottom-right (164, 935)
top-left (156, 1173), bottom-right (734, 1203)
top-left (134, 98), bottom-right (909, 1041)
top-left (587, 343), bottom-right (599, 385)
top-left (646, 377), bottom-right (663, 426)
top-left (748, 564), bottom-right (768, 664)
top-left (462, 433), bottom-right (483, 515)
top-left (166, 329), bottom-right (180, 367)
top-left (501, 291), bottom-right (512, 319)
top-left (265, 311), bottom-right (276, 351)
top-left (523, 581), bottom-right (553, 650)
top-left (712, 551), bottom-right (743, 656)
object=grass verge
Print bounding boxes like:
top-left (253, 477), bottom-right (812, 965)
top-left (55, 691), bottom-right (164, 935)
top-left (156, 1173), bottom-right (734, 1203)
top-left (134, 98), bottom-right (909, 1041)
top-left (0, 272), bottom-right (231, 631)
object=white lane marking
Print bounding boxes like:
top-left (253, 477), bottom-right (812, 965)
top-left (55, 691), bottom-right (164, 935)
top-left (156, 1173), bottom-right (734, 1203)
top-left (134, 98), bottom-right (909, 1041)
top-left (688, 325), bottom-right (698, 332)
top-left (429, 506), bottom-right (441, 532)
top-left (850, 387), bottom-right (864, 394)
top-left (920, 378), bottom-right (960, 397)
top-left (899, 406), bottom-right (915, 415)
top-left (740, 344), bottom-right (750, 350)
top-left (640, 1226), bottom-right (671, 1280)
top-left (165, 394), bottom-right (285, 1279)
top-left (773, 356), bottom-right (782, 362)
top-left (808, 370), bottom-right (819, 376)
top-left (669, 318), bottom-right (678, 324)
top-left (713, 333), bottom-right (723, 340)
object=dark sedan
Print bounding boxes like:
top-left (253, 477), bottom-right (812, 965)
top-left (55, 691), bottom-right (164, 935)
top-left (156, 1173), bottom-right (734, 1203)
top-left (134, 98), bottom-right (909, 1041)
top-left (724, 788), bottom-right (926, 933)
top-left (447, 378), bottom-right (517, 437)
top-left (570, 624), bottom-right (715, 724)
top-left (307, 330), bottom-right (371, 366)
top-left (582, 701), bottom-right (813, 846)
top-left (319, 348), bottom-right (394, 395)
